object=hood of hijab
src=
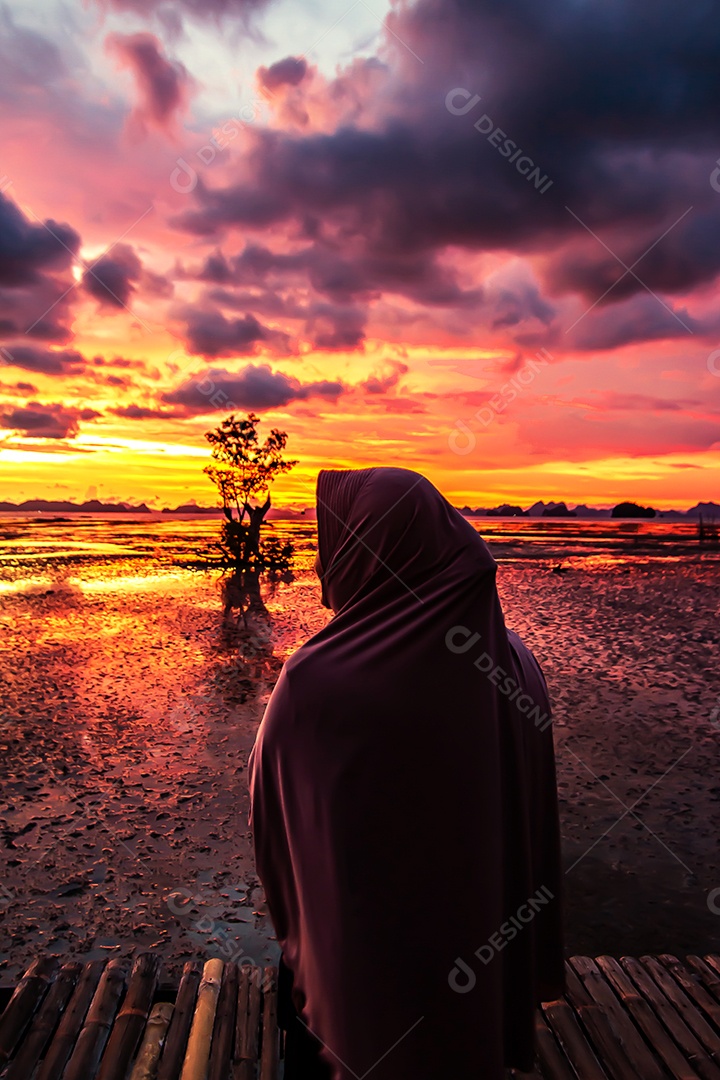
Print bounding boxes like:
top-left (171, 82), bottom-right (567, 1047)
top-left (316, 466), bottom-right (493, 613)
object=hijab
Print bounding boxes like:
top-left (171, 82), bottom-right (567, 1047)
top-left (249, 467), bottom-right (564, 1078)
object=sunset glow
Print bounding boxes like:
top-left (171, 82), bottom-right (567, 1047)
top-left (1, 0), bottom-right (719, 510)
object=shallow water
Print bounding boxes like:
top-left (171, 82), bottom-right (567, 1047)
top-left (0, 513), bottom-right (714, 576)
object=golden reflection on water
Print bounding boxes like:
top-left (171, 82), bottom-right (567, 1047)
top-left (71, 573), bottom-right (190, 593)
top-left (0, 576), bottom-right (55, 595)
top-left (0, 511), bottom-right (712, 578)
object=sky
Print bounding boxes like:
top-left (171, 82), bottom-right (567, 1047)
top-left (1, 0), bottom-right (719, 511)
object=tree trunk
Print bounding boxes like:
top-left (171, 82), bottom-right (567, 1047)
top-left (245, 495), bottom-right (271, 561)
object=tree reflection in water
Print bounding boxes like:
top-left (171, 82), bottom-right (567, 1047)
top-left (218, 569), bottom-right (294, 697)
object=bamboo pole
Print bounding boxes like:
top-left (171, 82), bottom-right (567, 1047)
top-left (0, 956), bottom-right (57, 1067)
top-left (129, 1002), bottom-right (174, 1080)
top-left (36, 960), bottom-right (104, 1080)
top-left (5, 961), bottom-right (81, 1080)
top-left (63, 957), bottom-right (128, 1080)
top-left (157, 961), bottom-right (202, 1080)
top-left (96, 952), bottom-right (161, 1080)
top-left (232, 967), bottom-right (261, 1080)
top-left (208, 962), bottom-right (238, 1080)
top-left (179, 959), bottom-right (224, 1080)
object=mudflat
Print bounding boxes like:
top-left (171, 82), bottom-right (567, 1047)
top-left (1, 516), bottom-right (719, 982)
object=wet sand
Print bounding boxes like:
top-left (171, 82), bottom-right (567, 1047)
top-left (499, 557), bottom-right (720, 958)
top-left (1, 518), bottom-right (719, 982)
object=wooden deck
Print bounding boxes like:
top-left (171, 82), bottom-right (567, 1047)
top-left (0, 955), bottom-right (279, 1080)
top-left (1, 953), bottom-right (720, 1078)
top-left (514, 954), bottom-right (720, 1080)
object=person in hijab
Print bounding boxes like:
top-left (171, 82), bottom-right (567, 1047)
top-left (249, 467), bottom-right (564, 1079)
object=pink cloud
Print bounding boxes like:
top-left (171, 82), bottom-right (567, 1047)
top-left (106, 32), bottom-right (195, 136)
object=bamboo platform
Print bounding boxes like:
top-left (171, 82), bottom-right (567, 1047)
top-left (1, 953), bottom-right (720, 1078)
top-left (0, 955), bottom-right (279, 1080)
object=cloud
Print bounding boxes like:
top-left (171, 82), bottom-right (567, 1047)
top-left (172, 0), bottom-right (720, 321)
top-left (83, 244), bottom-right (142, 309)
top-left (304, 303), bottom-right (366, 350)
top-left (182, 306), bottom-right (289, 357)
top-left (0, 280), bottom-right (76, 343)
top-left (110, 404), bottom-right (177, 419)
top-left (0, 379), bottom-right (38, 396)
top-left (570, 391), bottom-right (697, 413)
top-left (0, 191), bottom-right (78, 288)
top-left (187, 240), bottom-right (481, 312)
top-left (361, 359), bottom-right (408, 394)
top-left (0, 193), bottom-right (81, 344)
top-left (568, 294), bottom-right (700, 351)
top-left (0, 402), bottom-right (99, 439)
top-left (258, 57), bottom-right (307, 92)
top-left (0, 13), bottom-right (65, 110)
top-left (162, 362), bottom-right (344, 413)
top-left (106, 32), bottom-right (194, 134)
top-left (83, 244), bottom-right (173, 310)
top-left (0, 343), bottom-right (87, 375)
top-left (545, 211), bottom-right (720, 307)
top-left (96, 0), bottom-right (268, 21)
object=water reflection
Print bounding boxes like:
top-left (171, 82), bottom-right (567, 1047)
top-left (1, 515), bottom-right (716, 582)
top-left (221, 570), bottom-right (268, 635)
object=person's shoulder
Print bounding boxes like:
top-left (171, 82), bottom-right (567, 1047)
top-left (283, 635), bottom-right (324, 681)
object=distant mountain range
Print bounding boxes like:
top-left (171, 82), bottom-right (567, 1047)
top-left (457, 500), bottom-right (720, 519)
top-left (0, 498), bottom-right (155, 514)
top-left (0, 497), bottom-right (717, 519)
top-left (0, 498), bottom-right (312, 518)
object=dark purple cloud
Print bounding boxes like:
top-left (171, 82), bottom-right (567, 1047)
top-left (0, 402), bottom-right (97, 439)
top-left (546, 211), bottom-right (720, 305)
top-left (83, 244), bottom-right (172, 310)
top-left (259, 57), bottom-right (307, 91)
top-left (91, 355), bottom-right (154, 372)
top-left (83, 244), bottom-right (142, 309)
top-left (189, 240), bottom-right (481, 311)
top-left (173, 0), bottom-right (720, 330)
top-left (0, 343), bottom-right (86, 375)
top-left (568, 294), bottom-right (701, 352)
top-left (0, 283), bottom-right (74, 343)
top-left (111, 404), bottom-right (176, 419)
top-left (0, 191), bottom-right (78, 288)
top-left (190, 279), bottom-right (368, 351)
top-left (182, 306), bottom-right (289, 357)
top-left (0, 194), bottom-right (80, 344)
top-left (162, 363), bottom-right (344, 414)
top-left (304, 302), bottom-right (366, 350)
